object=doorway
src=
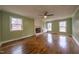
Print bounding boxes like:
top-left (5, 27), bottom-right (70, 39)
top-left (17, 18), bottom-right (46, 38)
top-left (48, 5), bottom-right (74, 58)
top-left (47, 22), bottom-right (52, 32)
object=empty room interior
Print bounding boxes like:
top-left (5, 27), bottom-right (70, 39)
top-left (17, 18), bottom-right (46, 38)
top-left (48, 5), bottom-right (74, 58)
top-left (0, 5), bottom-right (79, 54)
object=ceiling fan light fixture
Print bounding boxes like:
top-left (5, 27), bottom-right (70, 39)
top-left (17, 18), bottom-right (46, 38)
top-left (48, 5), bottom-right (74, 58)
top-left (44, 15), bottom-right (47, 19)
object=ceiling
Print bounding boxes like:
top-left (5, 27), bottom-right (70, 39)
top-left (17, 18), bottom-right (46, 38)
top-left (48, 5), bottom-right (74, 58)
top-left (0, 5), bottom-right (78, 21)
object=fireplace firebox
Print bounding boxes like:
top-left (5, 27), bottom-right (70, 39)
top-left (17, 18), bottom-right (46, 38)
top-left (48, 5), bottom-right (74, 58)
top-left (35, 28), bottom-right (41, 33)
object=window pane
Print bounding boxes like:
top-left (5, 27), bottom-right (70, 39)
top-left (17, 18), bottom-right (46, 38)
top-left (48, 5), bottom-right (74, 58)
top-left (59, 21), bottom-right (66, 27)
top-left (47, 23), bottom-right (52, 31)
top-left (11, 17), bottom-right (23, 31)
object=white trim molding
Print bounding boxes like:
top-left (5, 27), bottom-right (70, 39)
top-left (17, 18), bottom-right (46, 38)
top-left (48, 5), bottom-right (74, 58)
top-left (0, 34), bottom-right (34, 45)
top-left (72, 7), bottom-right (79, 17)
top-left (72, 35), bottom-right (79, 46)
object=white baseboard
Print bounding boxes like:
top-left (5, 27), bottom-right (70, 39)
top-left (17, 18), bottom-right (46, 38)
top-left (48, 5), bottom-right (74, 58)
top-left (0, 34), bottom-right (34, 45)
top-left (72, 35), bottom-right (79, 46)
top-left (35, 32), bottom-right (45, 36)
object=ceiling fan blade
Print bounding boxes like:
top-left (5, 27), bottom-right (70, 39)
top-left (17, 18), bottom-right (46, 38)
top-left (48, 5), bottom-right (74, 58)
top-left (47, 14), bottom-right (54, 16)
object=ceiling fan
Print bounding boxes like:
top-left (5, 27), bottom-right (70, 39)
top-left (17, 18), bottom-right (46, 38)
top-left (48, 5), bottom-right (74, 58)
top-left (40, 11), bottom-right (54, 19)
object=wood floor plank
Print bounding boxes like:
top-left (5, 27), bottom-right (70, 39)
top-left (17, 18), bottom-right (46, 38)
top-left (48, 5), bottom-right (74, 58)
top-left (0, 32), bottom-right (79, 54)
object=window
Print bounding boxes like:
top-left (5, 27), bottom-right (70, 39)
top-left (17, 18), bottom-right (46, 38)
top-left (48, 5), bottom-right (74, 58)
top-left (10, 17), bottom-right (23, 31)
top-left (59, 21), bottom-right (66, 32)
top-left (47, 23), bottom-right (52, 31)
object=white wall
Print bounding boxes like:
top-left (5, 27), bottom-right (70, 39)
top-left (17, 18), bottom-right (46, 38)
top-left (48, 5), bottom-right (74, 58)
top-left (34, 17), bottom-right (47, 34)
top-left (34, 19), bottom-right (42, 28)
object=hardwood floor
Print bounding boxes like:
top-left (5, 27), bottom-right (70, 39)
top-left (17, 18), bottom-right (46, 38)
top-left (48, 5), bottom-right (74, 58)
top-left (0, 32), bottom-right (79, 54)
